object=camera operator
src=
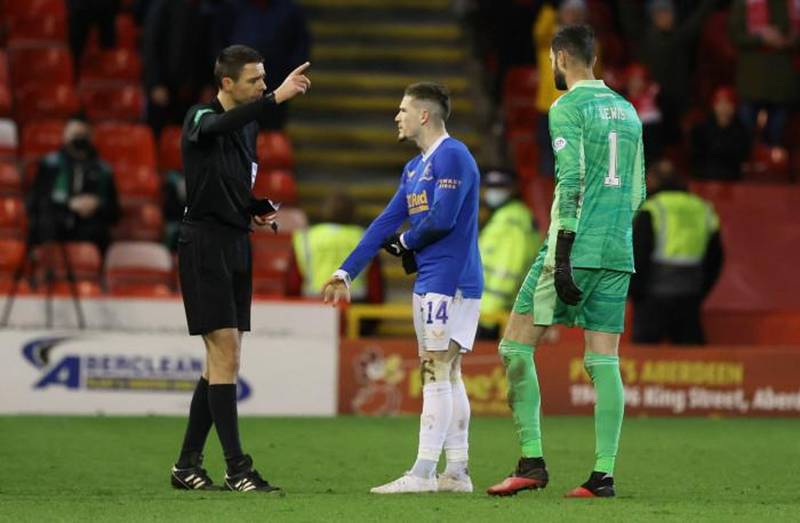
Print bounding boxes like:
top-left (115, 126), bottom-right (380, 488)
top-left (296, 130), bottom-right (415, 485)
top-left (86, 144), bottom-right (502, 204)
top-left (26, 117), bottom-right (121, 254)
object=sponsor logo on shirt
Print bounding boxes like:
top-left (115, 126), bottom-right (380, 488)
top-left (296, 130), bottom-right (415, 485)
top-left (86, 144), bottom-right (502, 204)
top-left (407, 191), bottom-right (429, 215)
top-left (553, 137), bottom-right (568, 152)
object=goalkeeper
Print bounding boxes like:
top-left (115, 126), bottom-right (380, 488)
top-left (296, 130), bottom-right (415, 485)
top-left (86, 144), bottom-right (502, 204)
top-left (487, 24), bottom-right (645, 498)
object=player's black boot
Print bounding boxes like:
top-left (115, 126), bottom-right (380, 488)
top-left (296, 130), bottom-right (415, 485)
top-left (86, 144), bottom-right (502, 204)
top-left (224, 455), bottom-right (281, 493)
top-left (170, 453), bottom-right (217, 490)
top-left (565, 471), bottom-right (615, 498)
top-left (487, 457), bottom-right (549, 496)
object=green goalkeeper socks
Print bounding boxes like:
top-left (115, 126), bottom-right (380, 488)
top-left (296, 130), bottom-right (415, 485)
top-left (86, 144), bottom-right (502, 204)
top-left (499, 339), bottom-right (543, 458)
top-left (584, 351), bottom-right (625, 475)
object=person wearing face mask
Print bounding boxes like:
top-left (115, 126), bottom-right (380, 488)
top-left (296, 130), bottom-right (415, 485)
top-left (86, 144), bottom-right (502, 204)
top-left (25, 116), bottom-right (120, 254)
top-left (477, 169), bottom-right (540, 340)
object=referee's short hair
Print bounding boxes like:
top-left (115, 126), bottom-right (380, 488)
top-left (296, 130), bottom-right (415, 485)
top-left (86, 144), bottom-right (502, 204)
top-left (404, 82), bottom-right (451, 122)
top-left (214, 45), bottom-right (264, 88)
top-left (551, 24), bottom-right (596, 67)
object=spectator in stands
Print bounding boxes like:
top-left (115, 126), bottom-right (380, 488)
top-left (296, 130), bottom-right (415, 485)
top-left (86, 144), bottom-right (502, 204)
top-left (67, 0), bottom-right (120, 68)
top-left (26, 117), bottom-right (120, 254)
top-left (690, 86), bottom-right (750, 181)
top-left (226, 0), bottom-right (311, 129)
top-left (533, 0), bottom-right (591, 177)
top-left (624, 63), bottom-right (664, 163)
top-left (728, 0), bottom-right (800, 149)
top-left (291, 191), bottom-right (372, 300)
top-left (142, 0), bottom-right (232, 135)
top-left (630, 159), bottom-right (723, 345)
top-left (617, 0), bottom-right (718, 144)
top-left (476, 169), bottom-right (540, 340)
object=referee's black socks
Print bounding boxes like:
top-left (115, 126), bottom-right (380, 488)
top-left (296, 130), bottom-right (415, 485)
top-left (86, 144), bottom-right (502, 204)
top-left (176, 377), bottom-right (213, 469)
top-left (207, 383), bottom-right (245, 471)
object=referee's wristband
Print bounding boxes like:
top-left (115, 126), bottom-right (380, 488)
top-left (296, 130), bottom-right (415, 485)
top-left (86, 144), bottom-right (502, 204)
top-left (332, 269), bottom-right (352, 289)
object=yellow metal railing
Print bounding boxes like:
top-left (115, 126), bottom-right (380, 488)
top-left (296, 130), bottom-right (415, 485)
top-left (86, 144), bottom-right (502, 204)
top-left (346, 303), bottom-right (509, 339)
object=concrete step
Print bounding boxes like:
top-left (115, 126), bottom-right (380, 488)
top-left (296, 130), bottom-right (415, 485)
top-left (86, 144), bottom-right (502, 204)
top-left (291, 94), bottom-right (474, 115)
top-left (306, 71), bottom-right (469, 95)
top-left (312, 43), bottom-right (466, 64)
top-left (310, 21), bottom-right (462, 42)
top-left (288, 123), bottom-right (480, 149)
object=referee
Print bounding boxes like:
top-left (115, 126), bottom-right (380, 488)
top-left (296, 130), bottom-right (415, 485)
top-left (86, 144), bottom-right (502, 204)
top-left (169, 45), bottom-right (310, 493)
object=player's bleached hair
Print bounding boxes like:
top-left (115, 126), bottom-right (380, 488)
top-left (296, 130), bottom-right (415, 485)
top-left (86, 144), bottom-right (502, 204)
top-left (214, 45), bottom-right (264, 88)
top-left (551, 24), bottom-right (596, 67)
top-left (404, 82), bottom-right (451, 122)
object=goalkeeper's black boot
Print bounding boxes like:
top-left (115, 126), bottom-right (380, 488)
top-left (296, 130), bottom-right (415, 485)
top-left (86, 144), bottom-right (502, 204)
top-left (565, 471), bottom-right (615, 498)
top-left (224, 455), bottom-right (281, 493)
top-left (170, 453), bottom-right (217, 490)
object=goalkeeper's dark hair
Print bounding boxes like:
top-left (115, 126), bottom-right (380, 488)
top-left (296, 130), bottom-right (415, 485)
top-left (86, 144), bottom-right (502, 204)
top-left (551, 24), bottom-right (596, 67)
top-left (404, 82), bottom-right (451, 122)
top-left (214, 45), bottom-right (263, 88)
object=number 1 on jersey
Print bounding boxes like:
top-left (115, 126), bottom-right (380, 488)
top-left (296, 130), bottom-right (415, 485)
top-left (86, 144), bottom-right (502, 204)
top-left (604, 131), bottom-right (621, 187)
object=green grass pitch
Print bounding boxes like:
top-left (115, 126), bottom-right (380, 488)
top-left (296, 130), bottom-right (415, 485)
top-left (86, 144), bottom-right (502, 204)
top-left (1, 416), bottom-right (798, 521)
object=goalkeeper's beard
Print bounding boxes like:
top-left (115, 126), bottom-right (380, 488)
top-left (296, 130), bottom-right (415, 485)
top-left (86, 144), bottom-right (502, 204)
top-left (553, 63), bottom-right (567, 91)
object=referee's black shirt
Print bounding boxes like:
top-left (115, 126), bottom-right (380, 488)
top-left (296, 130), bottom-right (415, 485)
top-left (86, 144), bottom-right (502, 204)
top-left (180, 94), bottom-right (276, 231)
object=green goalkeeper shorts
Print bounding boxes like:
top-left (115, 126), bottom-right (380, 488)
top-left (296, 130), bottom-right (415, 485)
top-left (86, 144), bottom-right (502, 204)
top-left (512, 251), bottom-right (631, 334)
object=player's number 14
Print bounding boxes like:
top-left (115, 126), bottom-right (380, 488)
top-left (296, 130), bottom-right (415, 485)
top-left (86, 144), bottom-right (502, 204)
top-left (604, 131), bottom-right (621, 187)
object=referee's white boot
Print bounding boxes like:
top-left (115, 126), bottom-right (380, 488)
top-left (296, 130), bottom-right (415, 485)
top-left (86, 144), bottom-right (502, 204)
top-left (369, 473), bottom-right (438, 494)
top-left (437, 472), bottom-right (474, 493)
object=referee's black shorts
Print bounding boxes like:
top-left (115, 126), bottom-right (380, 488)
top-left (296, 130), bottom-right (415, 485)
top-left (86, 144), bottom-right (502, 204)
top-left (177, 220), bottom-right (252, 336)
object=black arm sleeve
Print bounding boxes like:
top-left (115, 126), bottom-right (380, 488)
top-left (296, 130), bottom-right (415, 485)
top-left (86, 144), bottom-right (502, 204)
top-left (630, 210), bottom-right (655, 301)
top-left (192, 93), bottom-right (277, 139)
top-left (701, 231), bottom-right (724, 297)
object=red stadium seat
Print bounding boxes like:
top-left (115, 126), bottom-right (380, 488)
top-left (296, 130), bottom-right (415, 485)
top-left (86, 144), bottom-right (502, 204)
top-left (109, 283), bottom-right (173, 298)
top-left (80, 48), bottom-right (142, 83)
top-left (14, 83), bottom-right (80, 123)
top-left (32, 241), bottom-right (102, 283)
top-left (4, 0), bottom-right (67, 21)
top-left (113, 202), bottom-right (164, 242)
top-left (253, 169), bottom-right (298, 205)
top-left (115, 14), bottom-right (139, 51)
top-left (0, 85), bottom-right (12, 117)
top-left (20, 120), bottom-right (65, 162)
top-left (94, 123), bottom-right (157, 169)
top-left (113, 164), bottom-right (161, 203)
top-left (9, 46), bottom-right (74, 88)
top-left (0, 196), bottom-right (27, 240)
top-left (257, 131), bottom-right (294, 170)
top-left (105, 241), bottom-right (173, 293)
top-left (0, 51), bottom-right (7, 85)
top-left (158, 125), bottom-right (183, 172)
top-left (251, 243), bottom-right (292, 297)
top-left (7, 15), bottom-right (68, 46)
top-left (46, 280), bottom-right (103, 297)
top-left (79, 84), bottom-right (145, 122)
top-left (0, 119), bottom-right (18, 158)
top-left (0, 161), bottom-right (22, 195)
top-left (0, 238), bottom-right (25, 275)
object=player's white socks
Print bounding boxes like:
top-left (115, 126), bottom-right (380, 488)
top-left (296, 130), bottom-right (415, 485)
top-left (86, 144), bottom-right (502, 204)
top-left (443, 378), bottom-right (470, 479)
top-left (411, 381), bottom-right (453, 479)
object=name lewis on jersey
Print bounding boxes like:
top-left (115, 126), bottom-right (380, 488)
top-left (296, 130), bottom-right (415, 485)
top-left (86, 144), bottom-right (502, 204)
top-left (598, 106), bottom-right (627, 120)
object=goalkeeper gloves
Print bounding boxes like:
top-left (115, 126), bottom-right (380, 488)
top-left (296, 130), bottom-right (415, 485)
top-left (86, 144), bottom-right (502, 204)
top-left (554, 230), bottom-right (583, 306)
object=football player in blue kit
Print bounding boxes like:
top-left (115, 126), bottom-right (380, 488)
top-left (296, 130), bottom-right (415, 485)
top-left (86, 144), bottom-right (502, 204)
top-left (322, 82), bottom-right (483, 494)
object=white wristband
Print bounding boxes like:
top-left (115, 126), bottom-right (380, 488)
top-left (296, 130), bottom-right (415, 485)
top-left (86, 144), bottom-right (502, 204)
top-left (332, 269), bottom-right (352, 289)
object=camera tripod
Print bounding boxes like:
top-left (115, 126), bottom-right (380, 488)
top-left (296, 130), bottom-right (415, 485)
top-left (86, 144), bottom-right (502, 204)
top-left (0, 239), bottom-right (86, 329)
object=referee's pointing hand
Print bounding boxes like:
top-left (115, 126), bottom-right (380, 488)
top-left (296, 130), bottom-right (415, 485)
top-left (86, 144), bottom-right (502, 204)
top-left (274, 61), bottom-right (312, 104)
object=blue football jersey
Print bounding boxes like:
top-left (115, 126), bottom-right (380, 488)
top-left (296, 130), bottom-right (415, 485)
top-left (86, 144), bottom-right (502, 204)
top-left (339, 135), bottom-right (483, 299)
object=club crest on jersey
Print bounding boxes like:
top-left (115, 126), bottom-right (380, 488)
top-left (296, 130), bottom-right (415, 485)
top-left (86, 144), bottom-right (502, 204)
top-left (406, 170), bottom-right (416, 179)
top-left (553, 137), bottom-right (567, 152)
top-left (420, 163), bottom-right (434, 181)
top-left (407, 191), bottom-right (429, 215)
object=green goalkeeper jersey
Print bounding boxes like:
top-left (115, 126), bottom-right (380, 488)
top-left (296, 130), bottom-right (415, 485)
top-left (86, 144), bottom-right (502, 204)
top-left (545, 79), bottom-right (646, 273)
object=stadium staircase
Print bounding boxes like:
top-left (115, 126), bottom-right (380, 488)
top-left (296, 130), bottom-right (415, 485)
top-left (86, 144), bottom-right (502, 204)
top-left (292, 0), bottom-right (489, 315)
